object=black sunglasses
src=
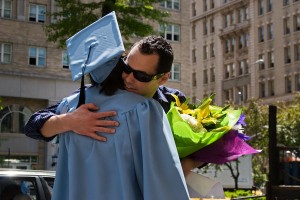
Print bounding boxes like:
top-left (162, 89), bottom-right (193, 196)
top-left (121, 57), bottom-right (164, 82)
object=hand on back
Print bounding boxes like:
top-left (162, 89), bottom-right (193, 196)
top-left (63, 103), bottom-right (119, 142)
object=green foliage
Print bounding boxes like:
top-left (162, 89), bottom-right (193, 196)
top-left (243, 98), bottom-right (269, 188)
top-left (224, 189), bottom-right (266, 199)
top-left (0, 97), bottom-right (2, 110)
top-left (241, 94), bottom-right (300, 188)
top-left (201, 95), bottom-right (300, 190)
top-left (44, 0), bottom-right (169, 48)
top-left (275, 93), bottom-right (300, 146)
top-left (224, 189), bottom-right (252, 198)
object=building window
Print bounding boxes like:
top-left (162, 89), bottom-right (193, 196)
top-left (238, 35), bottom-right (243, 49)
top-left (258, 54), bottom-right (265, 70)
top-left (245, 33), bottom-right (249, 47)
top-left (238, 60), bottom-right (244, 76)
top-left (210, 18), bottom-right (215, 33)
top-left (295, 44), bottom-right (300, 61)
top-left (203, 45), bottom-right (208, 59)
top-left (210, 43), bottom-right (215, 57)
top-left (62, 50), bottom-right (69, 69)
top-left (210, 66), bottom-right (215, 82)
top-left (284, 46), bottom-right (291, 64)
top-left (268, 80), bottom-right (275, 96)
top-left (192, 24), bottom-right (196, 39)
top-left (203, 20), bottom-right (208, 35)
top-left (192, 49), bottom-right (196, 63)
top-left (231, 37), bottom-right (235, 52)
top-left (258, 26), bottom-right (264, 42)
top-left (170, 63), bottom-right (180, 81)
top-left (29, 4), bottom-right (45, 23)
top-left (283, 0), bottom-right (289, 6)
top-left (238, 8), bottom-right (244, 23)
top-left (0, 43), bottom-right (12, 63)
top-left (238, 7), bottom-right (249, 22)
top-left (296, 74), bottom-right (300, 91)
top-left (259, 82), bottom-right (266, 97)
top-left (160, 24), bottom-right (180, 41)
top-left (0, 0), bottom-right (12, 18)
top-left (294, 14), bottom-right (300, 31)
top-left (159, 0), bottom-right (180, 10)
top-left (204, 0), bottom-right (208, 12)
top-left (285, 76), bottom-right (292, 93)
top-left (230, 12), bottom-right (235, 25)
top-left (203, 69), bottom-right (208, 84)
top-left (224, 63), bottom-right (235, 79)
top-left (231, 63), bottom-right (235, 78)
top-left (192, 2), bottom-right (196, 17)
top-left (268, 51), bottom-right (274, 67)
top-left (267, 23), bottom-right (273, 40)
top-left (224, 13), bottom-right (233, 28)
top-left (224, 89), bottom-right (233, 102)
top-left (284, 17), bottom-right (291, 35)
top-left (0, 105), bottom-right (31, 133)
top-left (192, 71), bottom-right (196, 87)
top-left (224, 38), bottom-right (230, 53)
top-left (210, 0), bottom-right (215, 9)
top-left (258, 0), bottom-right (265, 16)
top-left (29, 47), bottom-right (46, 67)
top-left (267, 0), bottom-right (273, 12)
top-left (225, 64), bottom-right (230, 79)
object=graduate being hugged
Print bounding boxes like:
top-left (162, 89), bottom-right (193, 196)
top-left (51, 11), bottom-right (190, 200)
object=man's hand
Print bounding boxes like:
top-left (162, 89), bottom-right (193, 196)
top-left (66, 103), bottom-right (119, 141)
top-left (180, 157), bottom-right (204, 177)
top-left (41, 103), bottom-right (119, 142)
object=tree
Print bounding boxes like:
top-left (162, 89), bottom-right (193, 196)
top-left (201, 96), bottom-right (300, 190)
top-left (224, 160), bottom-right (240, 189)
top-left (243, 99), bottom-right (269, 189)
top-left (276, 93), bottom-right (300, 146)
top-left (44, 0), bottom-right (169, 48)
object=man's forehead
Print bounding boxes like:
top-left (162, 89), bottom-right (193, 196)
top-left (127, 53), bottom-right (158, 73)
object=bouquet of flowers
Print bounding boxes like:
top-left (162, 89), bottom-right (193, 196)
top-left (167, 94), bottom-right (260, 164)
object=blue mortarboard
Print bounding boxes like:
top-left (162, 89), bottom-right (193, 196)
top-left (66, 11), bottom-right (125, 107)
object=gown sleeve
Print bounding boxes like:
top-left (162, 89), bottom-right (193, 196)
top-left (126, 99), bottom-right (190, 200)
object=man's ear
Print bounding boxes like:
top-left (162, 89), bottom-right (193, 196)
top-left (158, 72), bottom-right (170, 85)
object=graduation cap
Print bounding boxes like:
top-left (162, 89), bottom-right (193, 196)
top-left (66, 11), bottom-right (125, 107)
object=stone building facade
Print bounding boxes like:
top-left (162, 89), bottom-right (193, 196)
top-left (192, 0), bottom-right (300, 105)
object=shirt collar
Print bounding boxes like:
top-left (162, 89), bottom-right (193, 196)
top-left (153, 86), bottom-right (169, 103)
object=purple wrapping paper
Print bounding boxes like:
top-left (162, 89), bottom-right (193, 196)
top-left (190, 130), bottom-right (261, 164)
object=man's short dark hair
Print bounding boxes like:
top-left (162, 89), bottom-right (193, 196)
top-left (133, 36), bottom-right (174, 74)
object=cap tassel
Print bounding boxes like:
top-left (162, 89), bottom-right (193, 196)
top-left (76, 43), bottom-right (96, 108)
top-left (76, 68), bottom-right (86, 108)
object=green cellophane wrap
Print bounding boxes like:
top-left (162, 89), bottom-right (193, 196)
top-left (167, 103), bottom-right (242, 158)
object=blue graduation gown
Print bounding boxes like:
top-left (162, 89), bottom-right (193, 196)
top-left (52, 86), bottom-right (190, 200)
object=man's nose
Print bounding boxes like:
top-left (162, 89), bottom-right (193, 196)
top-left (123, 71), bottom-right (135, 82)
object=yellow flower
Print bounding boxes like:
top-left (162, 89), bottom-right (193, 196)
top-left (171, 94), bottom-right (219, 132)
top-left (171, 94), bottom-right (190, 111)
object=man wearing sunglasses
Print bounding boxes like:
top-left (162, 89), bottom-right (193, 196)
top-left (25, 36), bottom-right (202, 176)
top-left (25, 36), bottom-right (185, 141)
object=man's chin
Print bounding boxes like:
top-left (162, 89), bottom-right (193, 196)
top-left (125, 86), bottom-right (137, 93)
